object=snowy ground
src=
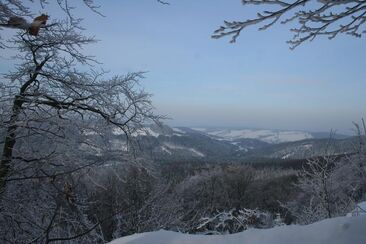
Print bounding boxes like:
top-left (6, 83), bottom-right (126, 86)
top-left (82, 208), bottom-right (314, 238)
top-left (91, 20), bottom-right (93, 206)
top-left (109, 215), bottom-right (366, 244)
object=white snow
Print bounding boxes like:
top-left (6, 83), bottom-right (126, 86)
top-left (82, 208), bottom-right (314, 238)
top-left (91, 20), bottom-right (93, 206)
top-left (83, 129), bottom-right (98, 136)
top-left (164, 143), bottom-right (205, 157)
top-left (112, 128), bottom-right (125, 136)
top-left (189, 148), bottom-right (205, 157)
top-left (302, 144), bottom-right (313, 149)
top-left (172, 128), bottom-right (186, 134)
top-left (281, 152), bottom-right (295, 159)
top-left (110, 139), bottom-right (128, 151)
top-left (134, 128), bottom-right (160, 137)
top-left (191, 128), bottom-right (313, 144)
top-left (112, 127), bottom-right (161, 137)
top-left (171, 128), bottom-right (186, 137)
top-left (114, 127), bottom-right (186, 138)
top-left (347, 202), bottom-right (366, 217)
top-left (109, 215), bottom-right (366, 244)
top-left (191, 127), bottom-right (207, 132)
top-left (237, 146), bottom-right (249, 152)
top-left (161, 146), bottom-right (172, 155)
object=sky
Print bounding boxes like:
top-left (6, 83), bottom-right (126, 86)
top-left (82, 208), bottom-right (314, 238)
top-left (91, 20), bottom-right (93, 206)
top-left (2, 0), bottom-right (366, 134)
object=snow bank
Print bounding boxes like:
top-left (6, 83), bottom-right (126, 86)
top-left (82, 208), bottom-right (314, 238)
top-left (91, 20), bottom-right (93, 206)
top-left (109, 215), bottom-right (366, 244)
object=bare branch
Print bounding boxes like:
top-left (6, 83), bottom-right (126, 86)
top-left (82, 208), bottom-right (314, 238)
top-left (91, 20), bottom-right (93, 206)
top-left (213, 0), bottom-right (366, 48)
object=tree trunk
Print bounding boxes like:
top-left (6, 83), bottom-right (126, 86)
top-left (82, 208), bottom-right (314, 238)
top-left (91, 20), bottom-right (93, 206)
top-left (0, 96), bottom-right (24, 194)
top-left (0, 61), bottom-right (42, 194)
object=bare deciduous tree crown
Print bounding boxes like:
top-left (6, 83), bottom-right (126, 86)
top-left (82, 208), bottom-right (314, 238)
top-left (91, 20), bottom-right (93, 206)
top-left (212, 0), bottom-right (366, 49)
top-left (0, 1), bottom-right (162, 242)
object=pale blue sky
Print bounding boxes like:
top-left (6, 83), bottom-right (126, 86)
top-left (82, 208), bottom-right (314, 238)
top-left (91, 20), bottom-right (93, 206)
top-left (2, 0), bottom-right (366, 134)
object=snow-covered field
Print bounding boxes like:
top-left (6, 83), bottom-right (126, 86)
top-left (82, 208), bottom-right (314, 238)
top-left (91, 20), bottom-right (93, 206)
top-left (192, 128), bottom-right (313, 144)
top-left (109, 215), bottom-right (366, 244)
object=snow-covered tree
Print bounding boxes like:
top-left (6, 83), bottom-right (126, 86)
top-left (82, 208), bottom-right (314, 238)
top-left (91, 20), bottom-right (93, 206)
top-left (286, 155), bottom-right (359, 224)
top-left (213, 0), bottom-right (366, 48)
top-left (0, 1), bottom-right (160, 242)
top-left (196, 208), bottom-right (275, 235)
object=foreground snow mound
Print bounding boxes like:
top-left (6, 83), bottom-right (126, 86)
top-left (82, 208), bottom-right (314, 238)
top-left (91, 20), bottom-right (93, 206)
top-left (109, 215), bottom-right (366, 244)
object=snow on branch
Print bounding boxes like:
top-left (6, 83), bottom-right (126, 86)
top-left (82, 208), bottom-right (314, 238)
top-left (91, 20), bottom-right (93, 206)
top-left (212, 0), bottom-right (366, 49)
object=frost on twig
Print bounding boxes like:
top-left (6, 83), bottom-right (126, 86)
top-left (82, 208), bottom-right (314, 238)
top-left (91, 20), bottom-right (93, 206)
top-left (213, 0), bottom-right (366, 49)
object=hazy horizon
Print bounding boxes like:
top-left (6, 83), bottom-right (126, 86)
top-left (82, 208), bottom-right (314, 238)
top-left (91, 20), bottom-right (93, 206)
top-left (162, 122), bottom-right (355, 135)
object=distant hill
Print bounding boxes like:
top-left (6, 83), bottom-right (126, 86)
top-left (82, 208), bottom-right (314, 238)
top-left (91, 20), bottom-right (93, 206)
top-left (310, 131), bottom-right (350, 140)
top-left (189, 127), bottom-right (313, 143)
top-left (188, 127), bottom-right (350, 144)
top-left (85, 124), bottom-right (357, 163)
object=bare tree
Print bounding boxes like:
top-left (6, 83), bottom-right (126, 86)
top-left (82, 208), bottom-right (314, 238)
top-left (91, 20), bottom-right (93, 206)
top-left (0, 1), bottom-right (161, 242)
top-left (0, 0), bottom-right (164, 187)
top-left (0, 0), bottom-right (104, 48)
top-left (212, 0), bottom-right (366, 49)
top-left (285, 155), bottom-right (358, 224)
top-left (0, 20), bottom-right (159, 192)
